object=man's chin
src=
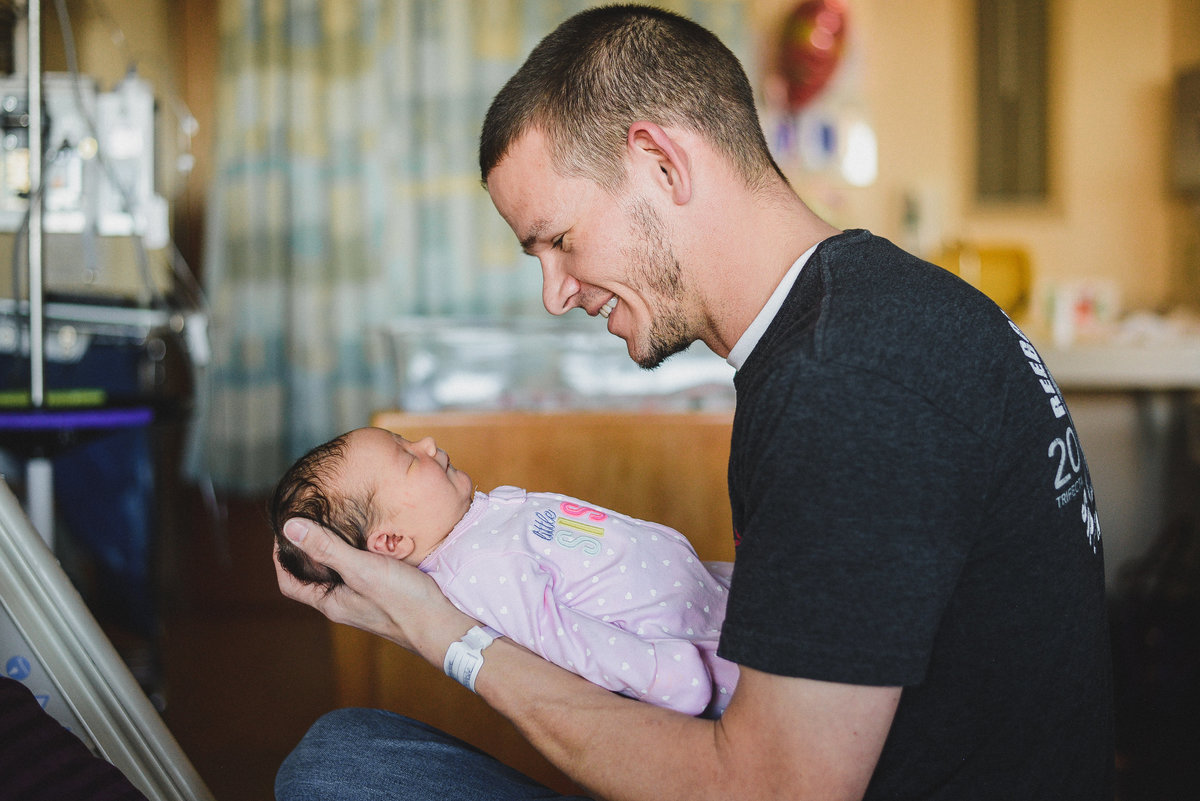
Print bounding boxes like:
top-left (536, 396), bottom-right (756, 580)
top-left (626, 335), bottom-right (690, 371)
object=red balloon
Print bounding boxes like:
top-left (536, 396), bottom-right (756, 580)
top-left (778, 0), bottom-right (848, 110)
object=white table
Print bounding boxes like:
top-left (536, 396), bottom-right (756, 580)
top-left (1036, 337), bottom-right (1200, 586)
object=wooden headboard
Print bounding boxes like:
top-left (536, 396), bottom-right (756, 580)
top-left (329, 410), bottom-right (734, 793)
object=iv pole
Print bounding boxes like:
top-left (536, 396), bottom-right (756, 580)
top-left (23, 0), bottom-right (55, 544)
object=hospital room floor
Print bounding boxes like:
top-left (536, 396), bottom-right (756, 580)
top-left (154, 487), bottom-right (338, 801)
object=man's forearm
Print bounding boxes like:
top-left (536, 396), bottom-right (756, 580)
top-left (473, 636), bottom-right (732, 801)
top-left (468, 636), bottom-right (898, 801)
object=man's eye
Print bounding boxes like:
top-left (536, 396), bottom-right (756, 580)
top-left (551, 235), bottom-right (565, 250)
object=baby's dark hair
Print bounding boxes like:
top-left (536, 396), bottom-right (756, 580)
top-left (269, 432), bottom-right (374, 591)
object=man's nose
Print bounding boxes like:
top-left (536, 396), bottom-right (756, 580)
top-left (541, 257), bottom-right (582, 316)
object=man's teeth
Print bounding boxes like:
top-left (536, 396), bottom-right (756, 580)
top-left (599, 298), bottom-right (617, 319)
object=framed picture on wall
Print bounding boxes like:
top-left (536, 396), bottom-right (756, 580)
top-left (976, 0), bottom-right (1049, 202)
top-left (1171, 65), bottom-right (1200, 194)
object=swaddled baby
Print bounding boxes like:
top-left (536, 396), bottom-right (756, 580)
top-left (271, 426), bottom-right (739, 717)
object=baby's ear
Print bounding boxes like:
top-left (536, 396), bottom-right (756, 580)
top-left (366, 530), bottom-right (414, 561)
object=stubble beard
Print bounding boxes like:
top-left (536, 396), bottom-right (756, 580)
top-left (625, 199), bottom-right (696, 370)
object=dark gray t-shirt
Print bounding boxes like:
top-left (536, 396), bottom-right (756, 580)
top-left (719, 229), bottom-right (1112, 800)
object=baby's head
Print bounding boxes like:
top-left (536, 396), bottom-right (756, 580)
top-left (270, 427), bottom-right (475, 591)
top-left (270, 432), bottom-right (364, 590)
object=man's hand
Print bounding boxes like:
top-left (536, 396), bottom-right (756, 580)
top-left (273, 518), bottom-right (473, 659)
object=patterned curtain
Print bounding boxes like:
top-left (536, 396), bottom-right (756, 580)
top-left (197, 0), bottom-right (751, 493)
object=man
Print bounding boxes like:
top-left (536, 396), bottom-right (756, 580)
top-left (274, 6), bottom-right (1113, 800)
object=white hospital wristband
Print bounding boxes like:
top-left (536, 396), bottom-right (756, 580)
top-left (443, 625), bottom-right (501, 692)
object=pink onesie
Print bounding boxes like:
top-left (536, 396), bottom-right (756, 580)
top-left (419, 486), bottom-right (739, 717)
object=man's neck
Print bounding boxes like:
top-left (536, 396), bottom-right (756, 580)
top-left (725, 238), bottom-right (821, 369)
top-left (694, 190), bottom-right (839, 358)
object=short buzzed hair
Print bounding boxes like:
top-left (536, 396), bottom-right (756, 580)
top-left (479, 4), bottom-right (783, 192)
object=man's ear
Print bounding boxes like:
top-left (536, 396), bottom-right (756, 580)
top-left (627, 121), bottom-right (692, 205)
top-left (366, 530), bottom-right (415, 561)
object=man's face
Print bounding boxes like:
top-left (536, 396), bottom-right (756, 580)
top-left (486, 128), bottom-right (699, 369)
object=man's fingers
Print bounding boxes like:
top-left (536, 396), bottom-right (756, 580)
top-left (273, 541), bottom-right (327, 605)
top-left (282, 516), bottom-right (355, 577)
top-left (273, 519), bottom-right (464, 652)
top-left (282, 518), bottom-right (312, 544)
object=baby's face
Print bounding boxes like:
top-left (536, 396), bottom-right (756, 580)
top-left (341, 427), bottom-right (474, 561)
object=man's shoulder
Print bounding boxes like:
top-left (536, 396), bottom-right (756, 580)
top-left (762, 232), bottom-right (1015, 380)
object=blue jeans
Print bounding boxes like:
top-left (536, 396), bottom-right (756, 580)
top-left (275, 708), bottom-right (593, 800)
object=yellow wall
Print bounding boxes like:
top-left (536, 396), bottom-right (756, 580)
top-left (754, 0), bottom-right (1200, 319)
